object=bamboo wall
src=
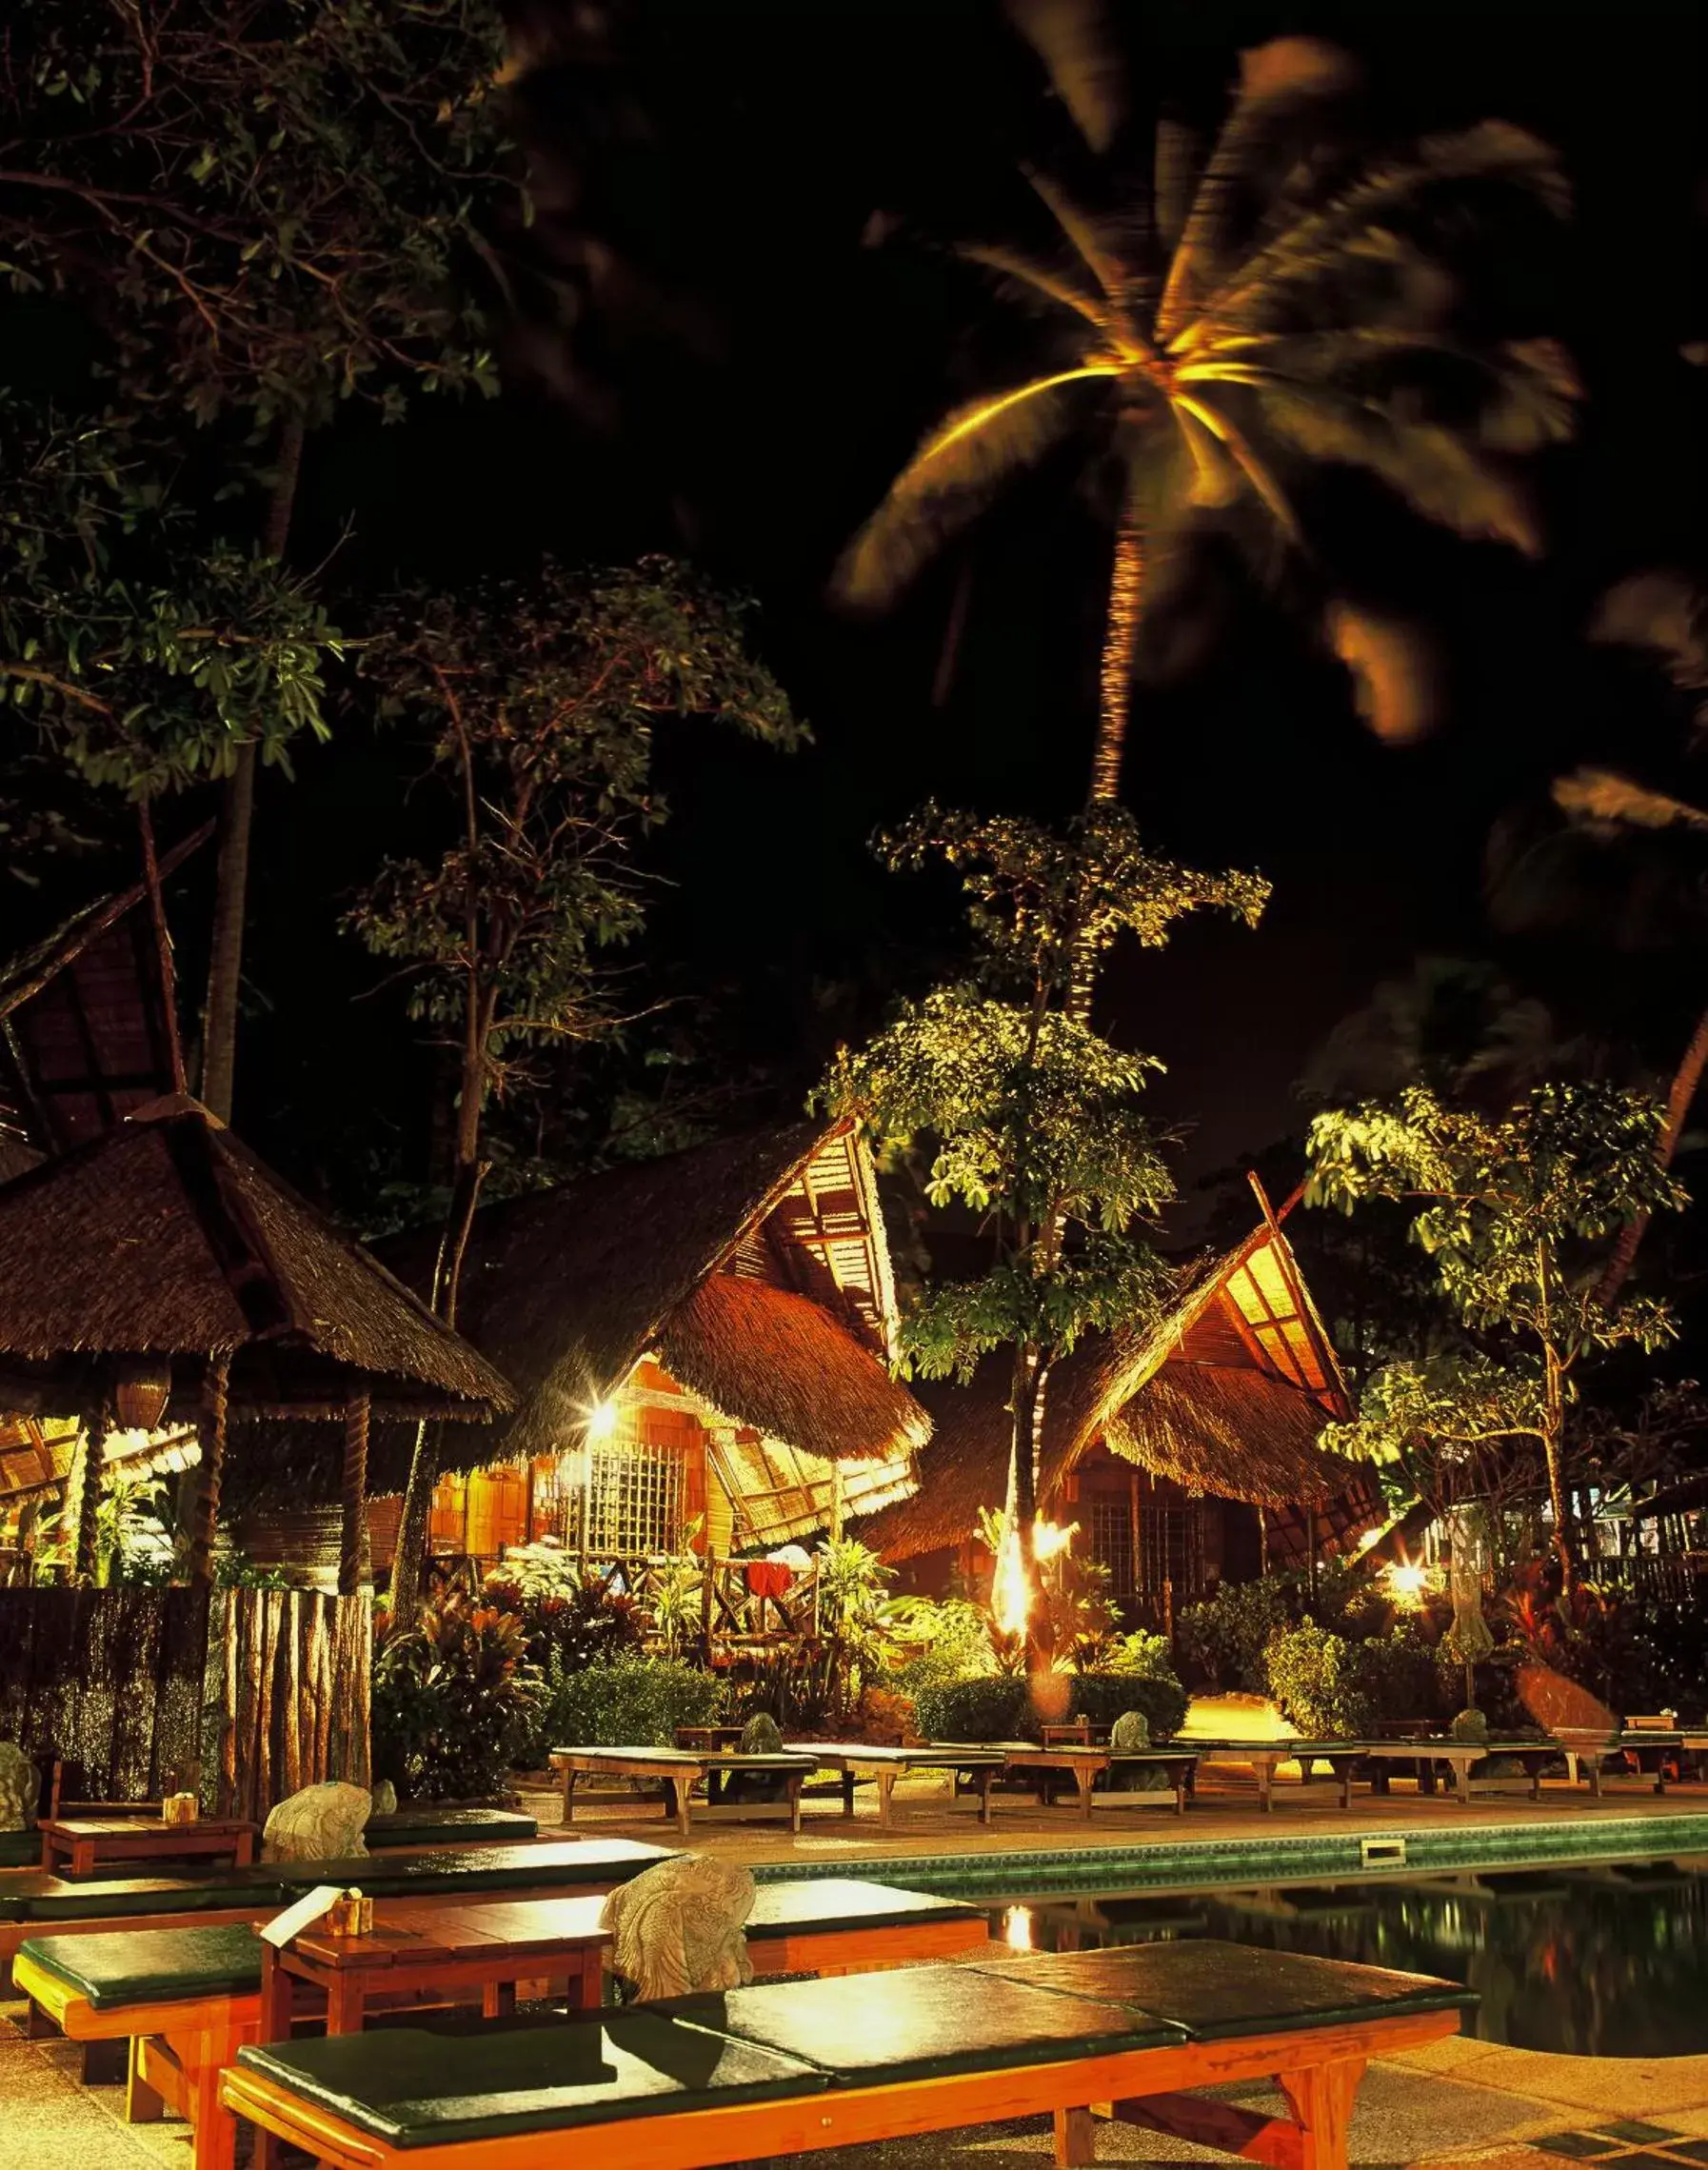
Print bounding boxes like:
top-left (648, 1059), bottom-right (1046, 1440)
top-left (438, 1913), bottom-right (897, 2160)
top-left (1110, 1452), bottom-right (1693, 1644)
top-left (0, 1585), bottom-right (370, 1820)
top-left (208, 1586), bottom-right (371, 1822)
top-left (0, 1586), bottom-right (207, 1802)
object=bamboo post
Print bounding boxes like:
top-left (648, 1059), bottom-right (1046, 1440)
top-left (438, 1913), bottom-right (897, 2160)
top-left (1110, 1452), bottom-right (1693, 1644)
top-left (189, 1354), bottom-right (230, 1593)
top-left (339, 1394), bottom-right (370, 1596)
top-left (829, 1459), bottom-right (844, 1543)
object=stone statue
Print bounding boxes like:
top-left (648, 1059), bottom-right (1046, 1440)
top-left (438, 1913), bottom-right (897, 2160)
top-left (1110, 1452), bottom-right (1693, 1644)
top-left (1109, 1710), bottom-right (1150, 1753)
top-left (739, 1711), bottom-right (784, 1755)
top-left (262, 1781), bottom-right (372, 1862)
top-left (0, 1742), bottom-right (40, 1832)
top-left (368, 1779), bottom-right (398, 1819)
top-left (602, 1854), bottom-right (755, 2001)
top-left (1449, 1706), bottom-right (1490, 1744)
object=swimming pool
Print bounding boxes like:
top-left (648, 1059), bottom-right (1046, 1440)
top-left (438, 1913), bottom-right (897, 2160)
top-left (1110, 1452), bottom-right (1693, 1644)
top-left (977, 1861), bottom-right (1708, 2059)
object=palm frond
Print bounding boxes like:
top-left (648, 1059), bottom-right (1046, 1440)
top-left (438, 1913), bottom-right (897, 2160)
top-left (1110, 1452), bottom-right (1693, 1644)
top-left (1158, 37), bottom-right (1360, 344)
top-left (1554, 768), bottom-right (1708, 835)
top-left (1326, 602), bottom-right (1440, 743)
top-left (1003, 0), bottom-right (1126, 154)
top-left (1173, 122), bottom-right (1569, 353)
top-left (1153, 118), bottom-right (1200, 255)
top-left (1023, 166), bottom-right (1140, 320)
top-left (832, 369), bottom-right (1111, 607)
top-left (955, 243), bottom-right (1108, 330)
top-left (1173, 391), bottom-right (1301, 538)
top-left (1592, 573), bottom-right (1708, 693)
top-left (1244, 380), bottom-right (1547, 554)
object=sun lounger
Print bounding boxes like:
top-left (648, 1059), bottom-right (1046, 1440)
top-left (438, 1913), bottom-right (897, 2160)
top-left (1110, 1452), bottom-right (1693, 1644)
top-left (14, 1877), bottom-right (989, 2169)
top-left (1000, 1744), bottom-right (1200, 1817)
top-left (549, 1746), bottom-right (818, 1836)
top-left (1194, 1737), bottom-right (1568, 1810)
top-left (366, 1809), bottom-right (538, 1849)
top-left (0, 1839), bottom-right (673, 1971)
top-left (803, 1742), bottom-right (1009, 1829)
top-left (217, 1937), bottom-right (1469, 2170)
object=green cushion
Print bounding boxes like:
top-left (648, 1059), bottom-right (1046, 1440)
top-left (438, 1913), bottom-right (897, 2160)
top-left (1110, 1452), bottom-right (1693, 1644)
top-left (366, 1810), bottom-right (537, 1849)
top-left (970, 1939), bottom-right (1471, 2038)
top-left (660, 1966), bottom-right (1177, 2083)
top-left (19, 1925), bottom-right (263, 2008)
top-left (236, 2011), bottom-right (826, 2148)
top-left (19, 1873), bottom-right (288, 1921)
top-left (0, 1829), bottom-right (39, 1869)
top-left (305, 1840), bottom-right (669, 1899)
top-left (745, 1879), bottom-right (978, 1940)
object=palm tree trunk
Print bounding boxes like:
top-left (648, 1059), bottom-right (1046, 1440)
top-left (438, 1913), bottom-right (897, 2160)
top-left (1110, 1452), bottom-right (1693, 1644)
top-left (1066, 512), bottom-right (1143, 1022)
top-left (199, 415), bottom-right (305, 1121)
top-left (1594, 999), bottom-right (1708, 1308)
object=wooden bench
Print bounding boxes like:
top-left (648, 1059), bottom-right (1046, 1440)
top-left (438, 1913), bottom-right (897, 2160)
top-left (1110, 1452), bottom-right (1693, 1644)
top-left (1195, 1737), bottom-right (1568, 1810)
top-left (550, 1746), bottom-right (819, 1836)
top-left (804, 1742), bottom-right (1009, 1829)
top-left (14, 1876), bottom-right (990, 2170)
top-left (1001, 1745), bottom-right (1199, 1817)
top-left (217, 1938), bottom-right (1469, 2170)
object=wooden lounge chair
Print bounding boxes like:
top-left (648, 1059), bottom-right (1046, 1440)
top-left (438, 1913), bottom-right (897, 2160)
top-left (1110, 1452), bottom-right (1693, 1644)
top-left (0, 1839), bottom-right (674, 1972)
top-left (804, 1742), bottom-right (1008, 1829)
top-left (13, 1877), bottom-right (990, 2170)
top-left (549, 1746), bottom-right (818, 1837)
top-left (1001, 1744), bottom-right (1199, 1817)
top-left (216, 1939), bottom-right (1470, 2170)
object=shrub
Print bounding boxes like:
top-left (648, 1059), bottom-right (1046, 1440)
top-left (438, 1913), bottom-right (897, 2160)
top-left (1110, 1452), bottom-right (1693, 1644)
top-left (372, 1585), bottom-right (542, 1802)
top-left (1071, 1670), bottom-right (1188, 1742)
top-left (1263, 1622), bottom-right (1373, 1738)
top-left (531, 1653), bottom-right (725, 1759)
top-left (1177, 1575), bottom-right (1297, 1692)
top-left (1094, 1630), bottom-right (1176, 1679)
top-left (911, 1665), bottom-right (1188, 1743)
top-left (483, 1547), bottom-right (643, 1674)
top-left (913, 1674), bottom-right (1034, 1743)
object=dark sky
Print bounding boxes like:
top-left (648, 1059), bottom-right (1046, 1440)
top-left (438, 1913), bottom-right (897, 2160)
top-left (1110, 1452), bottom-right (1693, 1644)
top-left (43, 0), bottom-right (1708, 1236)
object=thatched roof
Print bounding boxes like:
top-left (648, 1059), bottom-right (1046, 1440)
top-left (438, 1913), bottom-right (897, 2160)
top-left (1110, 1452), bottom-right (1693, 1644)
top-left (658, 1275), bottom-right (929, 1463)
top-left (859, 1219), bottom-right (1362, 1560)
top-left (0, 1096), bottom-right (514, 1423)
top-left (362, 1116), bottom-right (927, 1479)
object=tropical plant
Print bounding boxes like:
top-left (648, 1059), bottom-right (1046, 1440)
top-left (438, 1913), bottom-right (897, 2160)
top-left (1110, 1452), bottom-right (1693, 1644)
top-left (530, 1652), bottom-right (724, 1761)
top-left (0, 0), bottom-right (516, 1118)
top-left (372, 1583), bottom-right (541, 1801)
top-left (353, 560), bottom-right (804, 1633)
top-left (1176, 1572), bottom-right (1297, 1691)
top-left (481, 1548), bottom-right (643, 1673)
top-left (1308, 1082), bottom-right (1687, 1578)
top-left (838, 16), bottom-right (1576, 870)
top-left (1492, 572), bottom-right (1708, 1305)
top-left (825, 800), bottom-right (1264, 1647)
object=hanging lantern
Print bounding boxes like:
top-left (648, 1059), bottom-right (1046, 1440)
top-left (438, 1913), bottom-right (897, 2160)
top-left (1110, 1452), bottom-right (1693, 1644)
top-left (113, 1357), bottom-right (172, 1433)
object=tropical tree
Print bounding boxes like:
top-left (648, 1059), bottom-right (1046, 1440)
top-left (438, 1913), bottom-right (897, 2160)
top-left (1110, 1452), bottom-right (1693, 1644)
top-left (1307, 1082), bottom-right (1686, 1580)
top-left (838, 17), bottom-right (1576, 1009)
top-left (826, 802), bottom-right (1266, 1640)
top-left (348, 558), bottom-right (804, 1629)
top-left (0, 0), bottom-right (514, 1117)
top-left (1491, 573), bottom-right (1708, 1304)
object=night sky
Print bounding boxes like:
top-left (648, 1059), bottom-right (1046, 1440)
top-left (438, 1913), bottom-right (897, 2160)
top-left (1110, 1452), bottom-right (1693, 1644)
top-left (23, 2), bottom-right (1708, 1243)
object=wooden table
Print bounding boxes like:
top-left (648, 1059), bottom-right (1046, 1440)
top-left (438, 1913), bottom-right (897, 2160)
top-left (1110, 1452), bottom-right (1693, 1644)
top-left (550, 1746), bottom-right (817, 1836)
top-left (806, 1743), bottom-right (1008, 1829)
top-left (39, 1816), bottom-right (258, 1878)
top-left (1002, 1745), bottom-right (1198, 1817)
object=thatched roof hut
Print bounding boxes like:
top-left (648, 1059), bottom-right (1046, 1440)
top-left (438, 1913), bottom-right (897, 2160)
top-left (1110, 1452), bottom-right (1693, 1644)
top-left (858, 1212), bottom-right (1379, 1575)
top-left (0, 1095), bottom-right (514, 1588)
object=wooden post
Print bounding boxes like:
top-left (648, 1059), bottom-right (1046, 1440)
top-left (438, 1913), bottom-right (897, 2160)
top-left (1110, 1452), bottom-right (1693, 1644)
top-left (339, 1394), bottom-right (370, 1596)
top-left (69, 1411), bottom-right (105, 1586)
top-left (189, 1354), bottom-right (230, 1593)
top-left (829, 1460), bottom-right (845, 1543)
top-left (701, 1549), bottom-right (715, 1663)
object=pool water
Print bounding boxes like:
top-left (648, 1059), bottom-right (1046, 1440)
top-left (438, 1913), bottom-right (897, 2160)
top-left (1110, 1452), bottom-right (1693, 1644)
top-left (980, 1861), bottom-right (1708, 2059)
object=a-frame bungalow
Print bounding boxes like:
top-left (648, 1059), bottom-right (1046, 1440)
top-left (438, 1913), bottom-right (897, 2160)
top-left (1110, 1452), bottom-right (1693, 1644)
top-left (858, 1208), bottom-right (1381, 1623)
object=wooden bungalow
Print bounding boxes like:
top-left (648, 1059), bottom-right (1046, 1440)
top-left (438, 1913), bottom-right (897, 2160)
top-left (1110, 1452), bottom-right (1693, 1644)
top-left (348, 1118), bottom-right (932, 1575)
top-left (858, 1212), bottom-right (1381, 1626)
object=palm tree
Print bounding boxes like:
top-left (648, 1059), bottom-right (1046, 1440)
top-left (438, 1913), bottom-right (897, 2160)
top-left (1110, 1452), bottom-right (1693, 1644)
top-left (838, 18), bottom-right (1577, 1019)
top-left (1494, 573), bottom-right (1708, 1305)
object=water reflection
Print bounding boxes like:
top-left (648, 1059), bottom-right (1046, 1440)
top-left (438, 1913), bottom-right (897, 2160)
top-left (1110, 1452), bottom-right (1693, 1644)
top-left (980, 1862), bottom-right (1708, 2058)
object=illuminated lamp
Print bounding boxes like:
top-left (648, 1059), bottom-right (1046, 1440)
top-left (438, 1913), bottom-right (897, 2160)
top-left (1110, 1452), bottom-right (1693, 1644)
top-left (585, 1400), bottom-right (619, 1443)
top-left (1386, 1561), bottom-right (1428, 1604)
